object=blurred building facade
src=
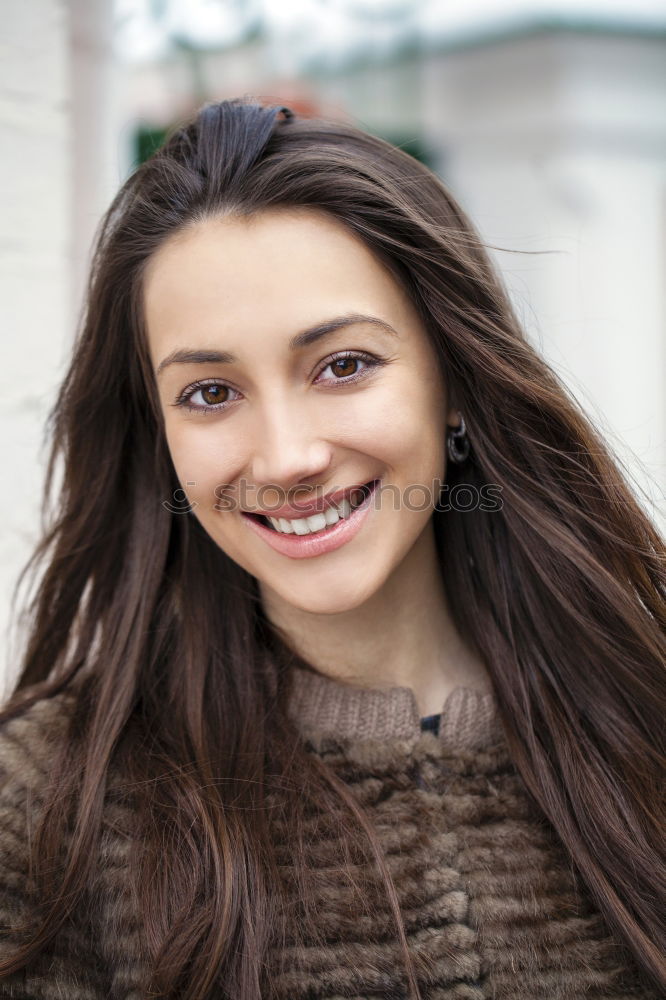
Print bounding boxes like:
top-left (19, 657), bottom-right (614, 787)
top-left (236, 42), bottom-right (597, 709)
top-left (0, 0), bottom-right (118, 689)
top-left (1, 0), bottom-right (71, 692)
top-left (1, 0), bottom-right (664, 684)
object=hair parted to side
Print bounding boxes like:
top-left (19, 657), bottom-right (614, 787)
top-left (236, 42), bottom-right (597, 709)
top-left (1, 97), bottom-right (664, 998)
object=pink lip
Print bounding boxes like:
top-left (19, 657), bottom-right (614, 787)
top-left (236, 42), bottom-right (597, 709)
top-left (243, 480), bottom-right (375, 520)
top-left (240, 480), bottom-right (379, 559)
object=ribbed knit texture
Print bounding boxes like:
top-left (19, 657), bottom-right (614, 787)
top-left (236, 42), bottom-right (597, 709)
top-left (287, 667), bottom-right (501, 749)
top-left (0, 668), bottom-right (656, 999)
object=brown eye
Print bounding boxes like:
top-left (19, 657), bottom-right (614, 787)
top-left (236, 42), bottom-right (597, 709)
top-left (201, 385), bottom-right (228, 405)
top-left (317, 352), bottom-right (381, 387)
top-left (331, 357), bottom-right (359, 378)
top-left (175, 379), bottom-right (240, 413)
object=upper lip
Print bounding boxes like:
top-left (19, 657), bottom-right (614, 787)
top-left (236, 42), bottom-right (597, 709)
top-left (242, 480), bottom-right (377, 520)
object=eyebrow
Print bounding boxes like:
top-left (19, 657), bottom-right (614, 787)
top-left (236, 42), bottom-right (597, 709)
top-left (155, 313), bottom-right (399, 376)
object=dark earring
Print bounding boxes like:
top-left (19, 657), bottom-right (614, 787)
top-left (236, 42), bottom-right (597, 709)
top-left (447, 416), bottom-right (470, 464)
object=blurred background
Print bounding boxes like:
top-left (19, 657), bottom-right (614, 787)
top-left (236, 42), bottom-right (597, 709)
top-left (1, 0), bottom-right (665, 684)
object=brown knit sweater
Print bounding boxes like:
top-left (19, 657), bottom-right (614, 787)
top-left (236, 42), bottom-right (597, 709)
top-left (0, 667), bottom-right (656, 999)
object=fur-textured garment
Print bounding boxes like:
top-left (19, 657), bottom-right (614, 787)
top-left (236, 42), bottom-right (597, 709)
top-left (0, 668), bottom-right (658, 999)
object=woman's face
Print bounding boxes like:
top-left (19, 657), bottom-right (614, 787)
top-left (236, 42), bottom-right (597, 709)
top-left (144, 208), bottom-right (457, 615)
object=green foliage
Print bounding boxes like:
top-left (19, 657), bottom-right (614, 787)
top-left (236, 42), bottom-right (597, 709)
top-left (134, 123), bottom-right (170, 165)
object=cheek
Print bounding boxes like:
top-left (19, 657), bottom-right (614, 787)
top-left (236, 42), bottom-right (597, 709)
top-left (164, 421), bottom-right (245, 502)
top-left (381, 419), bottom-right (446, 483)
top-left (362, 372), bottom-right (446, 472)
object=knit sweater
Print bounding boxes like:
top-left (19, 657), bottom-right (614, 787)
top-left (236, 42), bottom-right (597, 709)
top-left (0, 667), bottom-right (656, 1000)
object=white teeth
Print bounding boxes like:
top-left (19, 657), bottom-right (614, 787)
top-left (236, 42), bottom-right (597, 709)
top-left (264, 498), bottom-right (348, 535)
top-left (337, 497), bottom-right (352, 519)
top-left (323, 506), bottom-right (340, 526)
top-left (263, 484), bottom-right (373, 536)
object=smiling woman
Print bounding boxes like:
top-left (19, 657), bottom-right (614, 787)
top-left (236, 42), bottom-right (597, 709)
top-left (145, 209), bottom-right (455, 612)
top-left (0, 98), bottom-right (664, 1000)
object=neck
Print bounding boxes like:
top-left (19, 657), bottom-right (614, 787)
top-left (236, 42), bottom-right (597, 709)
top-left (261, 520), bottom-right (491, 717)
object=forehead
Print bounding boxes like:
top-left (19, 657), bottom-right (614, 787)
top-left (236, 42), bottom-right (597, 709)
top-left (142, 208), bottom-right (419, 358)
top-left (145, 206), bottom-right (384, 284)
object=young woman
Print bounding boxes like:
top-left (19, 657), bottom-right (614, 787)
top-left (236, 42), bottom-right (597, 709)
top-left (0, 98), bottom-right (663, 1000)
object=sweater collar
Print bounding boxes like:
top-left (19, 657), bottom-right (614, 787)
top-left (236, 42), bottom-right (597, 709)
top-left (287, 665), bottom-right (503, 751)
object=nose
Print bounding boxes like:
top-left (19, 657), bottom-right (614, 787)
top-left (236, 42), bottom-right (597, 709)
top-left (249, 391), bottom-right (332, 492)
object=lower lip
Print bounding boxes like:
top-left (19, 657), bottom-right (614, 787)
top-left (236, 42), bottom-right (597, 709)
top-left (240, 480), bottom-right (380, 559)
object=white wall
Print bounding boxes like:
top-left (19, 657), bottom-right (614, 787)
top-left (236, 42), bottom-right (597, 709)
top-left (0, 0), bottom-right (117, 693)
top-left (69, 0), bottom-right (119, 315)
top-left (0, 0), bottom-right (71, 694)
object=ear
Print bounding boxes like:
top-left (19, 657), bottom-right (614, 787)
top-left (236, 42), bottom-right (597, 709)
top-left (446, 407), bottom-right (461, 428)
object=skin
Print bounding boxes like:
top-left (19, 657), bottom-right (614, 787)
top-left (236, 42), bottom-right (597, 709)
top-left (144, 208), bottom-right (490, 716)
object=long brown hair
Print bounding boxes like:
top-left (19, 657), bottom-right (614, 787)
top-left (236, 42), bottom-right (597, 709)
top-left (1, 98), bottom-right (664, 997)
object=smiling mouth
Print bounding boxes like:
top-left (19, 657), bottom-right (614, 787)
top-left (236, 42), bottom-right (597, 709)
top-left (246, 480), bottom-right (378, 534)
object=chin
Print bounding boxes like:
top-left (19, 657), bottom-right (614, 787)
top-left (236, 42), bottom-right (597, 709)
top-left (265, 573), bottom-right (382, 617)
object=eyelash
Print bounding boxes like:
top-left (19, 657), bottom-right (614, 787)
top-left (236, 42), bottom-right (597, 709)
top-left (172, 351), bottom-right (384, 414)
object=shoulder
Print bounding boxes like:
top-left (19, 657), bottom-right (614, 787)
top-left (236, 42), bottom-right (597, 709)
top-left (0, 686), bottom-right (78, 794)
top-left (0, 687), bottom-right (79, 964)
